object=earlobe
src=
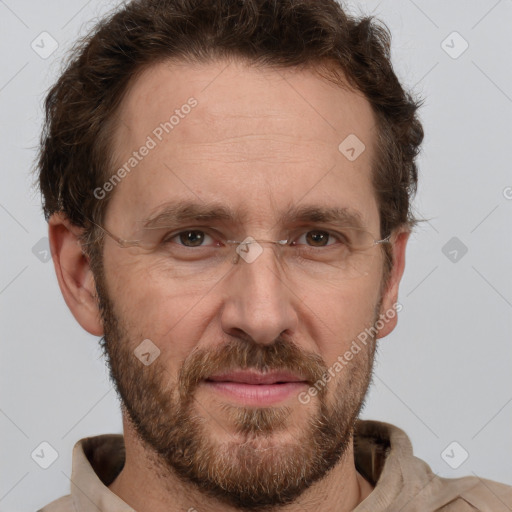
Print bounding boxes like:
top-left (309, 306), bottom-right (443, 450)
top-left (48, 213), bottom-right (104, 336)
top-left (377, 229), bottom-right (410, 339)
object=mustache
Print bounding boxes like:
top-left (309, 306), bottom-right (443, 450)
top-left (178, 335), bottom-right (329, 402)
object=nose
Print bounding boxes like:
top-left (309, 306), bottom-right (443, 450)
top-left (220, 241), bottom-right (299, 345)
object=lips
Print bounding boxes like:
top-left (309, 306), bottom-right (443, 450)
top-left (202, 370), bottom-right (309, 405)
top-left (205, 369), bottom-right (307, 385)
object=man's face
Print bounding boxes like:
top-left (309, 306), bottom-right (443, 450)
top-left (96, 59), bottom-right (388, 508)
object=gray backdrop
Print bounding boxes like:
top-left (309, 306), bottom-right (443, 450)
top-left (1, 0), bottom-right (511, 510)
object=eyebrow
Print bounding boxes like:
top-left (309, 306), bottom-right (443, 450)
top-left (142, 200), bottom-right (365, 230)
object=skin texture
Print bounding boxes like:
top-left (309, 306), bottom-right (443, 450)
top-left (49, 59), bottom-right (409, 512)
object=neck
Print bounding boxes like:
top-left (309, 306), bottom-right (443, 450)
top-left (108, 414), bottom-right (374, 512)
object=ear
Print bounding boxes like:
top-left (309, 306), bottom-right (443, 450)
top-left (376, 228), bottom-right (410, 339)
top-left (48, 212), bottom-right (104, 336)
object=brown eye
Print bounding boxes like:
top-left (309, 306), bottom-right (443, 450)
top-left (304, 231), bottom-right (330, 247)
top-left (292, 230), bottom-right (336, 247)
top-left (178, 230), bottom-right (206, 247)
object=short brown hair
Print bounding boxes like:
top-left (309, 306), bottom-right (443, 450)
top-left (37, 0), bottom-right (423, 273)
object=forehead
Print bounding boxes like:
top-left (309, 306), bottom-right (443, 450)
top-left (106, 59), bottom-right (380, 232)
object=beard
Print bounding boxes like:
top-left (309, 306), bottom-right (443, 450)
top-left (93, 264), bottom-right (379, 510)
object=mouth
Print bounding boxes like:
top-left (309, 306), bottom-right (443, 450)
top-left (202, 370), bottom-right (309, 405)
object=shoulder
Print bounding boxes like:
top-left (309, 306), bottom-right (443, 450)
top-left (355, 420), bottom-right (512, 511)
top-left (37, 494), bottom-right (75, 512)
top-left (434, 474), bottom-right (512, 511)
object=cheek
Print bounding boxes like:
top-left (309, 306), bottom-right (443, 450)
top-left (307, 274), bottom-right (381, 367)
top-left (103, 255), bottom-right (211, 360)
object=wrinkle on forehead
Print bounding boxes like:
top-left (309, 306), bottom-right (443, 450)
top-left (170, 134), bottom-right (333, 166)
